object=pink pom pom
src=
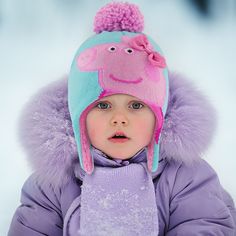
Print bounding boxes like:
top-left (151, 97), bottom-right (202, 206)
top-left (94, 2), bottom-right (144, 34)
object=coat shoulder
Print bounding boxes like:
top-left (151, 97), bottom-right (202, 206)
top-left (154, 159), bottom-right (236, 235)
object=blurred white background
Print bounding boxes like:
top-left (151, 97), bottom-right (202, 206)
top-left (0, 0), bottom-right (236, 235)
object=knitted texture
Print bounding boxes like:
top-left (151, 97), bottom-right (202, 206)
top-left (79, 163), bottom-right (159, 235)
top-left (69, 2), bottom-right (168, 174)
top-left (94, 2), bottom-right (144, 33)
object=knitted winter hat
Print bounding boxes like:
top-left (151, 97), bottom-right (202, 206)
top-left (68, 2), bottom-right (169, 174)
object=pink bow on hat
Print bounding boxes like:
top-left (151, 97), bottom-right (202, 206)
top-left (128, 34), bottom-right (166, 68)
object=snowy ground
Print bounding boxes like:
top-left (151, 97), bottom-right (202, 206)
top-left (0, 0), bottom-right (236, 234)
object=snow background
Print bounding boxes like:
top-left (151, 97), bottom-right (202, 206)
top-left (0, 0), bottom-right (235, 234)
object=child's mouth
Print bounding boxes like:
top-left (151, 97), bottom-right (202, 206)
top-left (108, 137), bottom-right (130, 143)
top-left (108, 134), bottom-right (130, 143)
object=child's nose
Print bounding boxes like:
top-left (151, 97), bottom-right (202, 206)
top-left (110, 113), bottom-right (129, 126)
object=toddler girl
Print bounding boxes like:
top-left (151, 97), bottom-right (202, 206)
top-left (8, 2), bottom-right (236, 235)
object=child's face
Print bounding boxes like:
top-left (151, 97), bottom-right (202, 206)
top-left (86, 94), bottom-right (156, 160)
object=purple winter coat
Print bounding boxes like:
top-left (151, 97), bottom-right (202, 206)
top-left (8, 73), bottom-right (236, 235)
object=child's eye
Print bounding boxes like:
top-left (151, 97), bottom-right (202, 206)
top-left (130, 102), bottom-right (144, 110)
top-left (96, 102), bottom-right (111, 109)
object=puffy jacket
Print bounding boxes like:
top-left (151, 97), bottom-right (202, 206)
top-left (8, 73), bottom-right (236, 235)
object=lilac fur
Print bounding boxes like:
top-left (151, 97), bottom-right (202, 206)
top-left (94, 2), bottom-right (144, 33)
top-left (18, 73), bottom-right (217, 186)
top-left (160, 72), bottom-right (217, 163)
top-left (17, 77), bottom-right (78, 186)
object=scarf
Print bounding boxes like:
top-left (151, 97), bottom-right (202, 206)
top-left (78, 147), bottom-right (159, 236)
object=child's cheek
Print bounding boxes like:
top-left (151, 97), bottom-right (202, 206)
top-left (136, 120), bottom-right (146, 133)
top-left (136, 119), bottom-right (153, 139)
top-left (88, 128), bottom-right (98, 142)
top-left (86, 116), bottom-right (99, 141)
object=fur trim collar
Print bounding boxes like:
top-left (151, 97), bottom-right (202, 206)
top-left (18, 72), bottom-right (217, 186)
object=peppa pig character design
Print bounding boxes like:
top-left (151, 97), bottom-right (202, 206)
top-left (77, 34), bottom-right (167, 108)
top-left (70, 32), bottom-right (169, 174)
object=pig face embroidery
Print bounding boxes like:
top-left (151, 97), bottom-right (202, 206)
top-left (77, 34), bottom-right (167, 107)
